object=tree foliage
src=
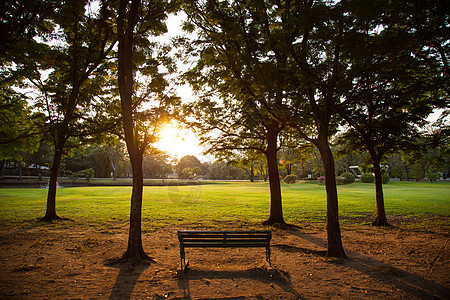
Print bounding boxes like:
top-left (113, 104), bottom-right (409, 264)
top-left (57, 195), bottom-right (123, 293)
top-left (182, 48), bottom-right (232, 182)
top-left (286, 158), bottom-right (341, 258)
top-left (183, 0), bottom-right (308, 225)
top-left (175, 155), bottom-right (202, 176)
top-left (0, 86), bottom-right (41, 161)
top-left (0, 0), bottom-right (55, 85)
top-left (336, 0), bottom-right (449, 226)
top-left (2, 0), bottom-right (121, 221)
top-left (37, 0), bottom-right (119, 221)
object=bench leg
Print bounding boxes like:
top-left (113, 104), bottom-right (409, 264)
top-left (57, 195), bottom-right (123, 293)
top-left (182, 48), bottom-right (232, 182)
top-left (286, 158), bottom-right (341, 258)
top-left (180, 247), bottom-right (185, 270)
top-left (266, 246), bottom-right (272, 267)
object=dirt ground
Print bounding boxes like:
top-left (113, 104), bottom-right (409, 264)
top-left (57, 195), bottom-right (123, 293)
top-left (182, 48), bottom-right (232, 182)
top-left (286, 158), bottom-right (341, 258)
top-left (0, 220), bottom-right (449, 300)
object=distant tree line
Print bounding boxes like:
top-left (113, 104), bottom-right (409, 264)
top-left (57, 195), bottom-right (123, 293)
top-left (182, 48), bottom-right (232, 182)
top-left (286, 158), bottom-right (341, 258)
top-left (2, 137), bottom-right (447, 182)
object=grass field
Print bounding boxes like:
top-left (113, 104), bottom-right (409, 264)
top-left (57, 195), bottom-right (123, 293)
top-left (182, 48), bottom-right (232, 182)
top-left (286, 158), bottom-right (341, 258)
top-left (0, 181), bottom-right (449, 229)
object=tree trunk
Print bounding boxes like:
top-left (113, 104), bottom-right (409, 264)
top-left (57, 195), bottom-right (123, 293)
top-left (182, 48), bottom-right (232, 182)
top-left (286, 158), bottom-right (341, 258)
top-left (112, 145), bottom-right (119, 181)
top-left (0, 160), bottom-right (5, 177)
top-left (115, 0), bottom-right (151, 263)
top-left (162, 166), bottom-right (165, 183)
top-left (263, 121), bottom-right (285, 225)
top-left (286, 163), bottom-right (292, 175)
top-left (372, 158), bottom-right (389, 226)
top-left (121, 152), bottom-right (151, 262)
top-left (248, 165), bottom-right (255, 182)
top-left (316, 138), bottom-right (346, 258)
top-left (42, 146), bottom-right (63, 222)
top-left (18, 162), bottom-right (23, 181)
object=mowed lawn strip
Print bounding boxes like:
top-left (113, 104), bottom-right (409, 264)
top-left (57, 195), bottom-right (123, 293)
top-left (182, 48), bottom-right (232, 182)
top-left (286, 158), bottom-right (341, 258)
top-left (0, 181), bottom-right (448, 228)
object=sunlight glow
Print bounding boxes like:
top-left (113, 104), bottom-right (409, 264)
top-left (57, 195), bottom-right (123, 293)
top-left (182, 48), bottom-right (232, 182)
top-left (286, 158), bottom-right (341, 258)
top-left (154, 122), bottom-right (203, 159)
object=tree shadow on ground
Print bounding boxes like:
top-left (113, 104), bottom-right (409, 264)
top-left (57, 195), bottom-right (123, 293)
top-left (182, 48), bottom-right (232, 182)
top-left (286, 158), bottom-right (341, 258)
top-left (107, 262), bottom-right (150, 300)
top-left (282, 226), bottom-right (450, 299)
top-left (0, 218), bottom-right (74, 242)
top-left (273, 243), bottom-right (327, 256)
top-left (177, 266), bottom-right (306, 300)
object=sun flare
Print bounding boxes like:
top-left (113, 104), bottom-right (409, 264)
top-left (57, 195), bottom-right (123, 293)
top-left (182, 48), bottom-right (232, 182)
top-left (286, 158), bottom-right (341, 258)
top-left (154, 122), bottom-right (203, 158)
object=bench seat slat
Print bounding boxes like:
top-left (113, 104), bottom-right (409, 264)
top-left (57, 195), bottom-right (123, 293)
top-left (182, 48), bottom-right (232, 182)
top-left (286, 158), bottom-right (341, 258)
top-left (179, 235), bottom-right (270, 239)
top-left (178, 230), bottom-right (272, 271)
top-left (182, 242), bottom-right (269, 246)
top-left (179, 230), bottom-right (270, 233)
top-left (181, 237), bottom-right (270, 241)
top-left (183, 241), bottom-right (269, 246)
top-left (181, 235), bottom-right (269, 239)
top-left (182, 244), bottom-right (268, 248)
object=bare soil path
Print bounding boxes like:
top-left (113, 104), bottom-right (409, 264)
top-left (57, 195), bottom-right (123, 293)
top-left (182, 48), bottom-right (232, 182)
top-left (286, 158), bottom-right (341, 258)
top-left (0, 221), bottom-right (449, 299)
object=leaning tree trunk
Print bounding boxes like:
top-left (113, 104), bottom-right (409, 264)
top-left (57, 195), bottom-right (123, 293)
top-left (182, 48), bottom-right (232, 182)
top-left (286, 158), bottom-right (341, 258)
top-left (263, 121), bottom-right (285, 225)
top-left (316, 138), bottom-right (346, 258)
top-left (372, 157), bottom-right (389, 226)
top-left (42, 146), bottom-right (63, 222)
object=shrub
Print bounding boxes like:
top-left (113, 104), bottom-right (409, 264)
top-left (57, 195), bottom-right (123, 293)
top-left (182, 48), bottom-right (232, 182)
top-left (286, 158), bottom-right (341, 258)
top-left (68, 168), bottom-right (95, 182)
top-left (192, 166), bottom-right (202, 176)
top-left (382, 173), bottom-right (390, 184)
top-left (317, 176), bottom-right (325, 185)
top-left (428, 172), bottom-right (439, 182)
top-left (182, 168), bottom-right (193, 179)
top-left (82, 168), bottom-right (95, 182)
top-left (336, 176), bottom-right (346, 185)
top-left (340, 172), bottom-right (355, 184)
top-left (66, 170), bottom-right (80, 182)
top-left (284, 174), bottom-right (297, 184)
top-left (361, 173), bottom-right (375, 183)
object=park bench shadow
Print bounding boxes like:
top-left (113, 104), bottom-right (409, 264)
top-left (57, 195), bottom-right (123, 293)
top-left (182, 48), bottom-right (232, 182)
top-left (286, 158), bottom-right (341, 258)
top-left (177, 266), bottom-right (305, 299)
top-left (108, 262), bottom-right (150, 300)
top-left (282, 227), bottom-right (450, 299)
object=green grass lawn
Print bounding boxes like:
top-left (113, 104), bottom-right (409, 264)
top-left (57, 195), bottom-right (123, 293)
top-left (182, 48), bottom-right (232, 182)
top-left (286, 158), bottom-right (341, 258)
top-left (0, 181), bottom-right (448, 229)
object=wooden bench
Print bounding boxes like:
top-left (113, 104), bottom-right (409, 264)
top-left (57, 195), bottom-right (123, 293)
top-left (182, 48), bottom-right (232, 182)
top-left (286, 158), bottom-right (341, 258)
top-left (177, 230), bottom-right (272, 270)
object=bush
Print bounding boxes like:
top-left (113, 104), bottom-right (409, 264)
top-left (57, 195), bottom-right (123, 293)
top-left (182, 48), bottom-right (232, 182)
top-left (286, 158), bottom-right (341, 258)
top-left (340, 172), bottom-right (355, 184)
top-left (67, 168), bottom-right (95, 182)
top-left (82, 168), bottom-right (95, 182)
top-left (361, 173), bottom-right (375, 183)
top-left (284, 174), bottom-right (297, 184)
top-left (66, 170), bottom-right (80, 182)
top-left (317, 176), bottom-right (325, 185)
top-left (382, 173), bottom-right (390, 184)
top-left (428, 172), bottom-right (439, 182)
top-left (182, 168), bottom-right (193, 179)
top-left (336, 176), bottom-right (346, 185)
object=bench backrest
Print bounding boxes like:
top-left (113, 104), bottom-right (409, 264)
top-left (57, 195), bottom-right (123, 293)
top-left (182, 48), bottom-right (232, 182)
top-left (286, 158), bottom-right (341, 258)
top-left (178, 230), bottom-right (271, 248)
